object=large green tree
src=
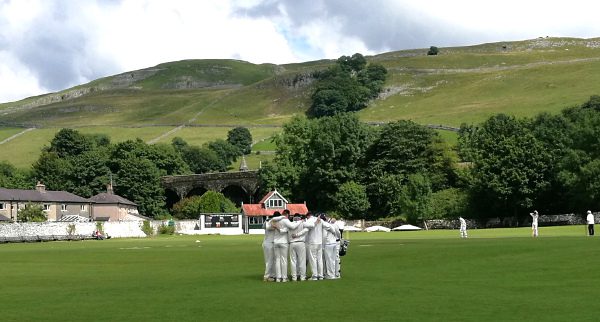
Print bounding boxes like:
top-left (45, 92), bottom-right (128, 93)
top-left (260, 114), bottom-right (374, 210)
top-left (334, 181), bottom-right (370, 220)
top-left (48, 128), bottom-right (95, 158)
top-left (459, 114), bottom-right (552, 218)
top-left (362, 120), bottom-right (455, 218)
top-left (227, 127), bottom-right (252, 155)
top-left (113, 156), bottom-right (167, 217)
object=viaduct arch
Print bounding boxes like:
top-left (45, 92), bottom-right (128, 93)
top-left (161, 170), bottom-right (260, 208)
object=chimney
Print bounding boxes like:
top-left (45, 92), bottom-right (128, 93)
top-left (35, 181), bottom-right (46, 193)
top-left (107, 173), bottom-right (114, 194)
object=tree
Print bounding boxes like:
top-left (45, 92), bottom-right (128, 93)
top-left (427, 46), bottom-right (439, 55)
top-left (308, 53), bottom-right (387, 117)
top-left (358, 63), bottom-right (388, 97)
top-left (18, 203), bottom-right (46, 222)
top-left (182, 146), bottom-right (223, 174)
top-left (337, 53), bottom-right (367, 73)
top-left (206, 139), bottom-right (241, 171)
top-left (113, 156), bottom-right (167, 218)
top-left (460, 114), bottom-right (552, 218)
top-left (172, 196), bottom-right (203, 219)
top-left (429, 188), bottom-right (470, 219)
top-left (363, 120), bottom-right (452, 184)
top-left (362, 120), bottom-right (455, 218)
top-left (32, 152), bottom-right (73, 192)
top-left (48, 128), bottom-right (94, 158)
top-left (399, 174), bottom-right (433, 224)
top-left (365, 174), bottom-right (404, 219)
top-left (334, 181), bottom-right (370, 220)
top-left (111, 139), bottom-right (189, 176)
top-left (301, 114), bottom-right (374, 210)
top-left (68, 149), bottom-right (111, 198)
top-left (196, 191), bottom-right (238, 213)
top-left (227, 127), bottom-right (252, 155)
top-left (0, 161), bottom-right (31, 189)
top-left (259, 114), bottom-right (374, 211)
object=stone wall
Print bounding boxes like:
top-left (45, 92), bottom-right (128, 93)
top-left (0, 219), bottom-right (236, 239)
top-left (0, 221), bottom-right (170, 239)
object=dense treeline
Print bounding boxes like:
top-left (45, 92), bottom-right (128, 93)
top-left (260, 96), bottom-right (600, 223)
top-left (459, 95), bottom-right (600, 220)
top-left (0, 127), bottom-right (251, 218)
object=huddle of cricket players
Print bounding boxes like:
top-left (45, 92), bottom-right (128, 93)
top-left (262, 209), bottom-right (344, 282)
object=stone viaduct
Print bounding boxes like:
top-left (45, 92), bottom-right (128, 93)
top-left (161, 170), bottom-right (261, 208)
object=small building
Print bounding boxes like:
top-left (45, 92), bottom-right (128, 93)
top-left (89, 183), bottom-right (143, 221)
top-left (0, 182), bottom-right (92, 221)
top-left (241, 190), bottom-right (309, 234)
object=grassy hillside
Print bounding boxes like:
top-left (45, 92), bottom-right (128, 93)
top-left (1, 37), bottom-right (599, 168)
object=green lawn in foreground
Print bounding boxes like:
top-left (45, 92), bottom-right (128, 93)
top-left (1, 226), bottom-right (599, 321)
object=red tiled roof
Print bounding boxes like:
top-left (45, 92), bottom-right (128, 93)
top-left (242, 203), bottom-right (308, 216)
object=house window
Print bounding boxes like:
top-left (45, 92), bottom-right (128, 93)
top-left (80, 205), bottom-right (86, 211)
top-left (61, 204), bottom-right (67, 211)
top-left (268, 199), bottom-right (283, 208)
top-left (43, 204), bottom-right (50, 211)
top-left (0, 203), bottom-right (4, 210)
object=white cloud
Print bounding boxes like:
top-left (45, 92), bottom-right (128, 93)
top-left (1, 0), bottom-right (600, 103)
top-left (0, 52), bottom-right (46, 102)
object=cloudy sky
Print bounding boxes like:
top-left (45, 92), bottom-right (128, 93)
top-left (1, 0), bottom-right (600, 103)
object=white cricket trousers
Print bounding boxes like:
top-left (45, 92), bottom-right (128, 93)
top-left (460, 228), bottom-right (467, 238)
top-left (289, 242), bottom-right (307, 280)
top-left (307, 243), bottom-right (323, 279)
top-left (323, 243), bottom-right (337, 279)
top-left (262, 241), bottom-right (275, 279)
top-left (273, 243), bottom-right (289, 280)
top-left (334, 242), bottom-right (341, 278)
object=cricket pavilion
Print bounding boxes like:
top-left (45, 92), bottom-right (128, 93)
top-left (241, 190), bottom-right (309, 234)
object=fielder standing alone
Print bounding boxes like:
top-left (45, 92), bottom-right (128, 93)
top-left (530, 210), bottom-right (539, 237)
top-left (459, 217), bottom-right (468, 238)
top-left (587, 210), bottom-right (595, 236)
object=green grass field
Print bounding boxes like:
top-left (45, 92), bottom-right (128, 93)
top-left (1, 226), bottom-right (599, 321)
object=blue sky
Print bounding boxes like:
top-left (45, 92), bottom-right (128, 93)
top-left (1, 0), bottom-right (600, 103)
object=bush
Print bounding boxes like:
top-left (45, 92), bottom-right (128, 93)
top-left (429, 188), bottom-right (469, 219)
top-left (66, 224), bottom-right (76, 236)
top-left (95, 222), bottom-right (104, 234)
top-left (17, 203), bottom-right (46, 222)
top-left (427, 46), bottom-right (439, 55)
top-left (141, 220), bottom-right (154, 236)
top-left (158, 223), bottom-right (175, 235)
